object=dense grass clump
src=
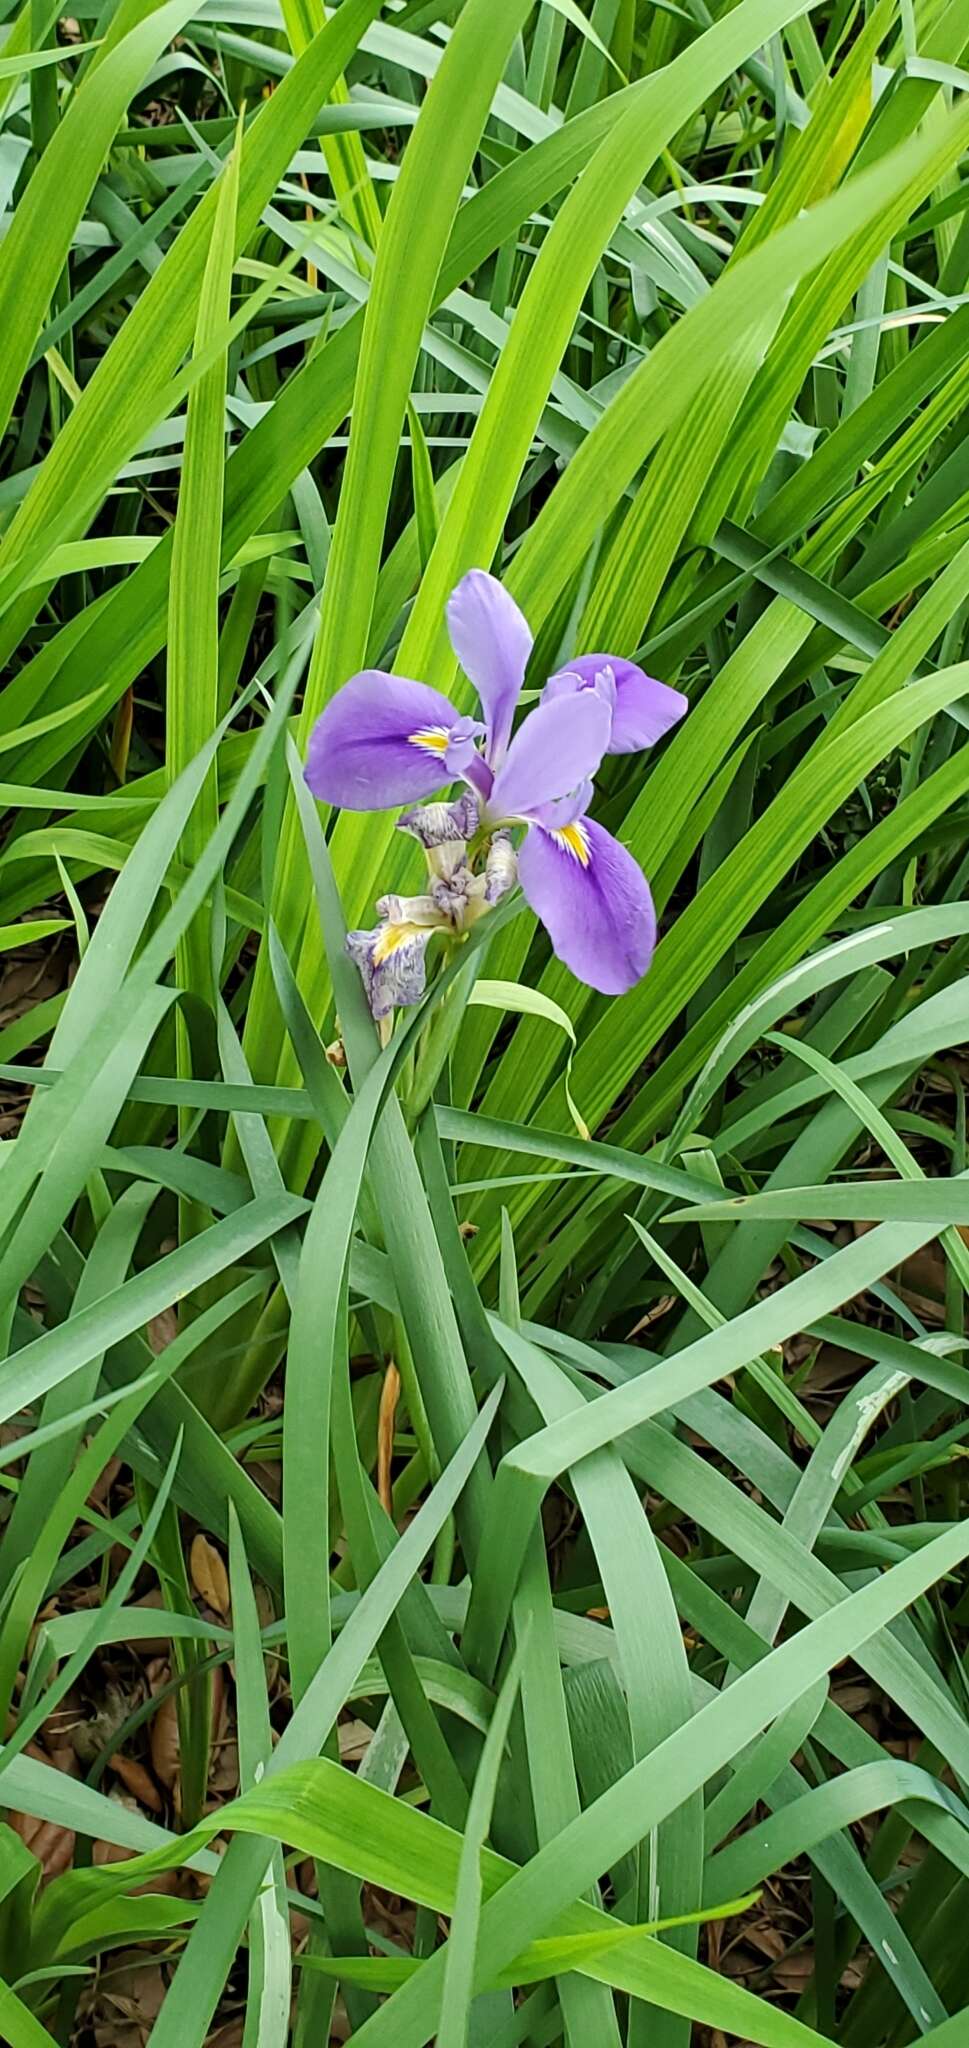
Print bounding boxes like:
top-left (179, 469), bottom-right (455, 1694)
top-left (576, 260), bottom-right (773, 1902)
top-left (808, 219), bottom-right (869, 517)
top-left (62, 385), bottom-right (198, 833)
top-left (1, 0), bottom-right (969, 2042)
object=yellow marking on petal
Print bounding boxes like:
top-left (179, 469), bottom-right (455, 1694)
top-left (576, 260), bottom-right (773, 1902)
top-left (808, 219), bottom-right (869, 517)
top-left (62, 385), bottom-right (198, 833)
top-left (552, 822), bottom-right (591, 867)
top-left (408, 725), bottom-right (451, 755)
top-left (372, 921), bottom-right (422, 965)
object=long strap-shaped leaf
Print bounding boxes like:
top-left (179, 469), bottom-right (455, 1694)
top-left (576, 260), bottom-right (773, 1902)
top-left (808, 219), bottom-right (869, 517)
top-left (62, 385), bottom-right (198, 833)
top-left (0, 1979), bottom-right (59, 2048)
top-left (462, 1196), bottom-right (969, 1681)
top-left (0, 0), bottom-right (834, 774)
top-left (395, 0), bottom-right (830, 689)
top-left (0, 0), bottom-right (385, 631)
top-left (241, 0), bottom-right (536, 1081)
top-left (0, 0), bottom-right (196, 444)
top-left (32, 1520), bottom-right (969, 2048)
top-left (314, 88), bottom-right (969, 1051)
top-left (487, 656), bottom-right (969, 1222)
top-left (168, 128), bottom-right (241, 1006)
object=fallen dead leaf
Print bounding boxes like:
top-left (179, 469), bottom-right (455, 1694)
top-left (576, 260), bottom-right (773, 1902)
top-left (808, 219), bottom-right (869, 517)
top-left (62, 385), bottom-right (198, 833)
top-left (148, 1306), bottom-right (179, 1353)
top-left (191, 1533), bottom-right (230, 1616)
top-left (9, 1810), bottom-right (75, 1878)
top-left (94, 1835), bottom-right (136, 1867)
top-left (89, 1452), bottom-right (120, 1509)
top-left (254, 1580), bottom-right (278, 1691)
top-left (771, 1948), bottom-right (817, 1991)
top-left (109, 1752), bottom-right (164, 1813)
top-left (149, 1692), bottom-right (180, 1792)
top-left (93, 1947), bottom-right (166, 2047)
top-left (736, 1921), bottom-right (786, 1964)
top-left (131, 1588), bottom-right (174, 1656)
top-left (8, 1735), bottom-right (79, 1877)
top-left (338, 1718), bottom-right (373, 1764)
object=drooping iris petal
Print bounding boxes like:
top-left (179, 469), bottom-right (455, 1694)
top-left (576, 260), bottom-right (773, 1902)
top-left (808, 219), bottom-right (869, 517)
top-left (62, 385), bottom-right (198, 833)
top-left (305, 670), bottom-right (481, 809)
top-left (544, 656), bottom-right (687, 755)
top-left (518, 816), bottom-right (655, 995)
top-left (346, 892), bottom-right (447, 1018)
top-left (489, 692), bottom-right (611, 822)
top-left (446, 569), bottom-right (533, 764)
top-left (375, 891), bottom-right (444, 928)
top-left (397, 793), bottom-right (479, 879)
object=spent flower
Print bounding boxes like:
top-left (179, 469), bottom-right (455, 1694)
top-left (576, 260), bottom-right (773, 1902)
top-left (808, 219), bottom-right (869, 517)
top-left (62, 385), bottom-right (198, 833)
top-left (305, 570), bottom-right (686, 1015)
top-left (344, 795), bottom-right (515, 1018)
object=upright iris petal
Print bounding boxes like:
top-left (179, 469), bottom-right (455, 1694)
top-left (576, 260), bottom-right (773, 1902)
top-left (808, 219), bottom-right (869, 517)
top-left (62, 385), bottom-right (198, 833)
top-left (305, 671), bottom-right (483, 809)
top-left (518, 816), bottom-right (655, 995)
top-left (488, 692), bottom-right (611, 821)
top-left (543, 656), bottom-right (687, 755)
top-left (446, 569), bottom-right (533, 765)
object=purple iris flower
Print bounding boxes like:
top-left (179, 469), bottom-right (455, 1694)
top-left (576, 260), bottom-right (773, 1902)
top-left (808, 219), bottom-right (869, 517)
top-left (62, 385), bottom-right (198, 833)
top-left (305, 570), bottom-right (686, 998)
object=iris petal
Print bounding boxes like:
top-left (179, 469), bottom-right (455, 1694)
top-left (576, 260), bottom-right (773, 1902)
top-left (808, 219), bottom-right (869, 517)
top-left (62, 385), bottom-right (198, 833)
top-left (529, 779), bottom-right (594, 832)
top-left (489, 693), bottom-right (611, 821)
top-left (544, 656), bottom-right (687, 755)
top-left (305, 671), bottom-right (467, 809)
top-left (346, 919), bottom-right (436, 1018)
top-left (518, 816), bottom-right (655, 994)
top-left (446, 569), bottom-right (533, 764)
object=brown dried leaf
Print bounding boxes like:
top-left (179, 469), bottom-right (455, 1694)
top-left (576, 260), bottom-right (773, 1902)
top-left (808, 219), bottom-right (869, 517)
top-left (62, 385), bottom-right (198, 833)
top-left (208, 1735), bottom-right (239, 1798)
top-left (741, 1922), bottom-right (787, 1963)
top-left (9, 1810), bottom-right (75, 1878)
top-left (94, 1837), bottom-right (137, 1867)
top-left (832, 1682), bottom-right (875, 1714)
top-left (772, 1949), bottom-right (816, 1990)
top-left (109, 1752), bottom-right (163, 1813)
top-left (338, 1718), bottom-right (373, 1764)
top-left (8, 1735), bottom-right (78, 1876)
top-left (254, 1580), bottom-right (278, 1691)
top-left (149, 1692), bottom-right (180, 1790)
top-left (130, 1589), bottom-right (173, 1656)
top-left (377, 1362), bottom-right (400, 1517)
top-left (191, 1534), bottom-right (230, 1616)
top-left (248, 1459), bottom-right (281, 1505)
top-left (98, 1951), bottom-right (166, 2040)
top-left (89, 1452), bottom-right (120, 1509)
top-left (148, 1306), bottom-right (179, 1354)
